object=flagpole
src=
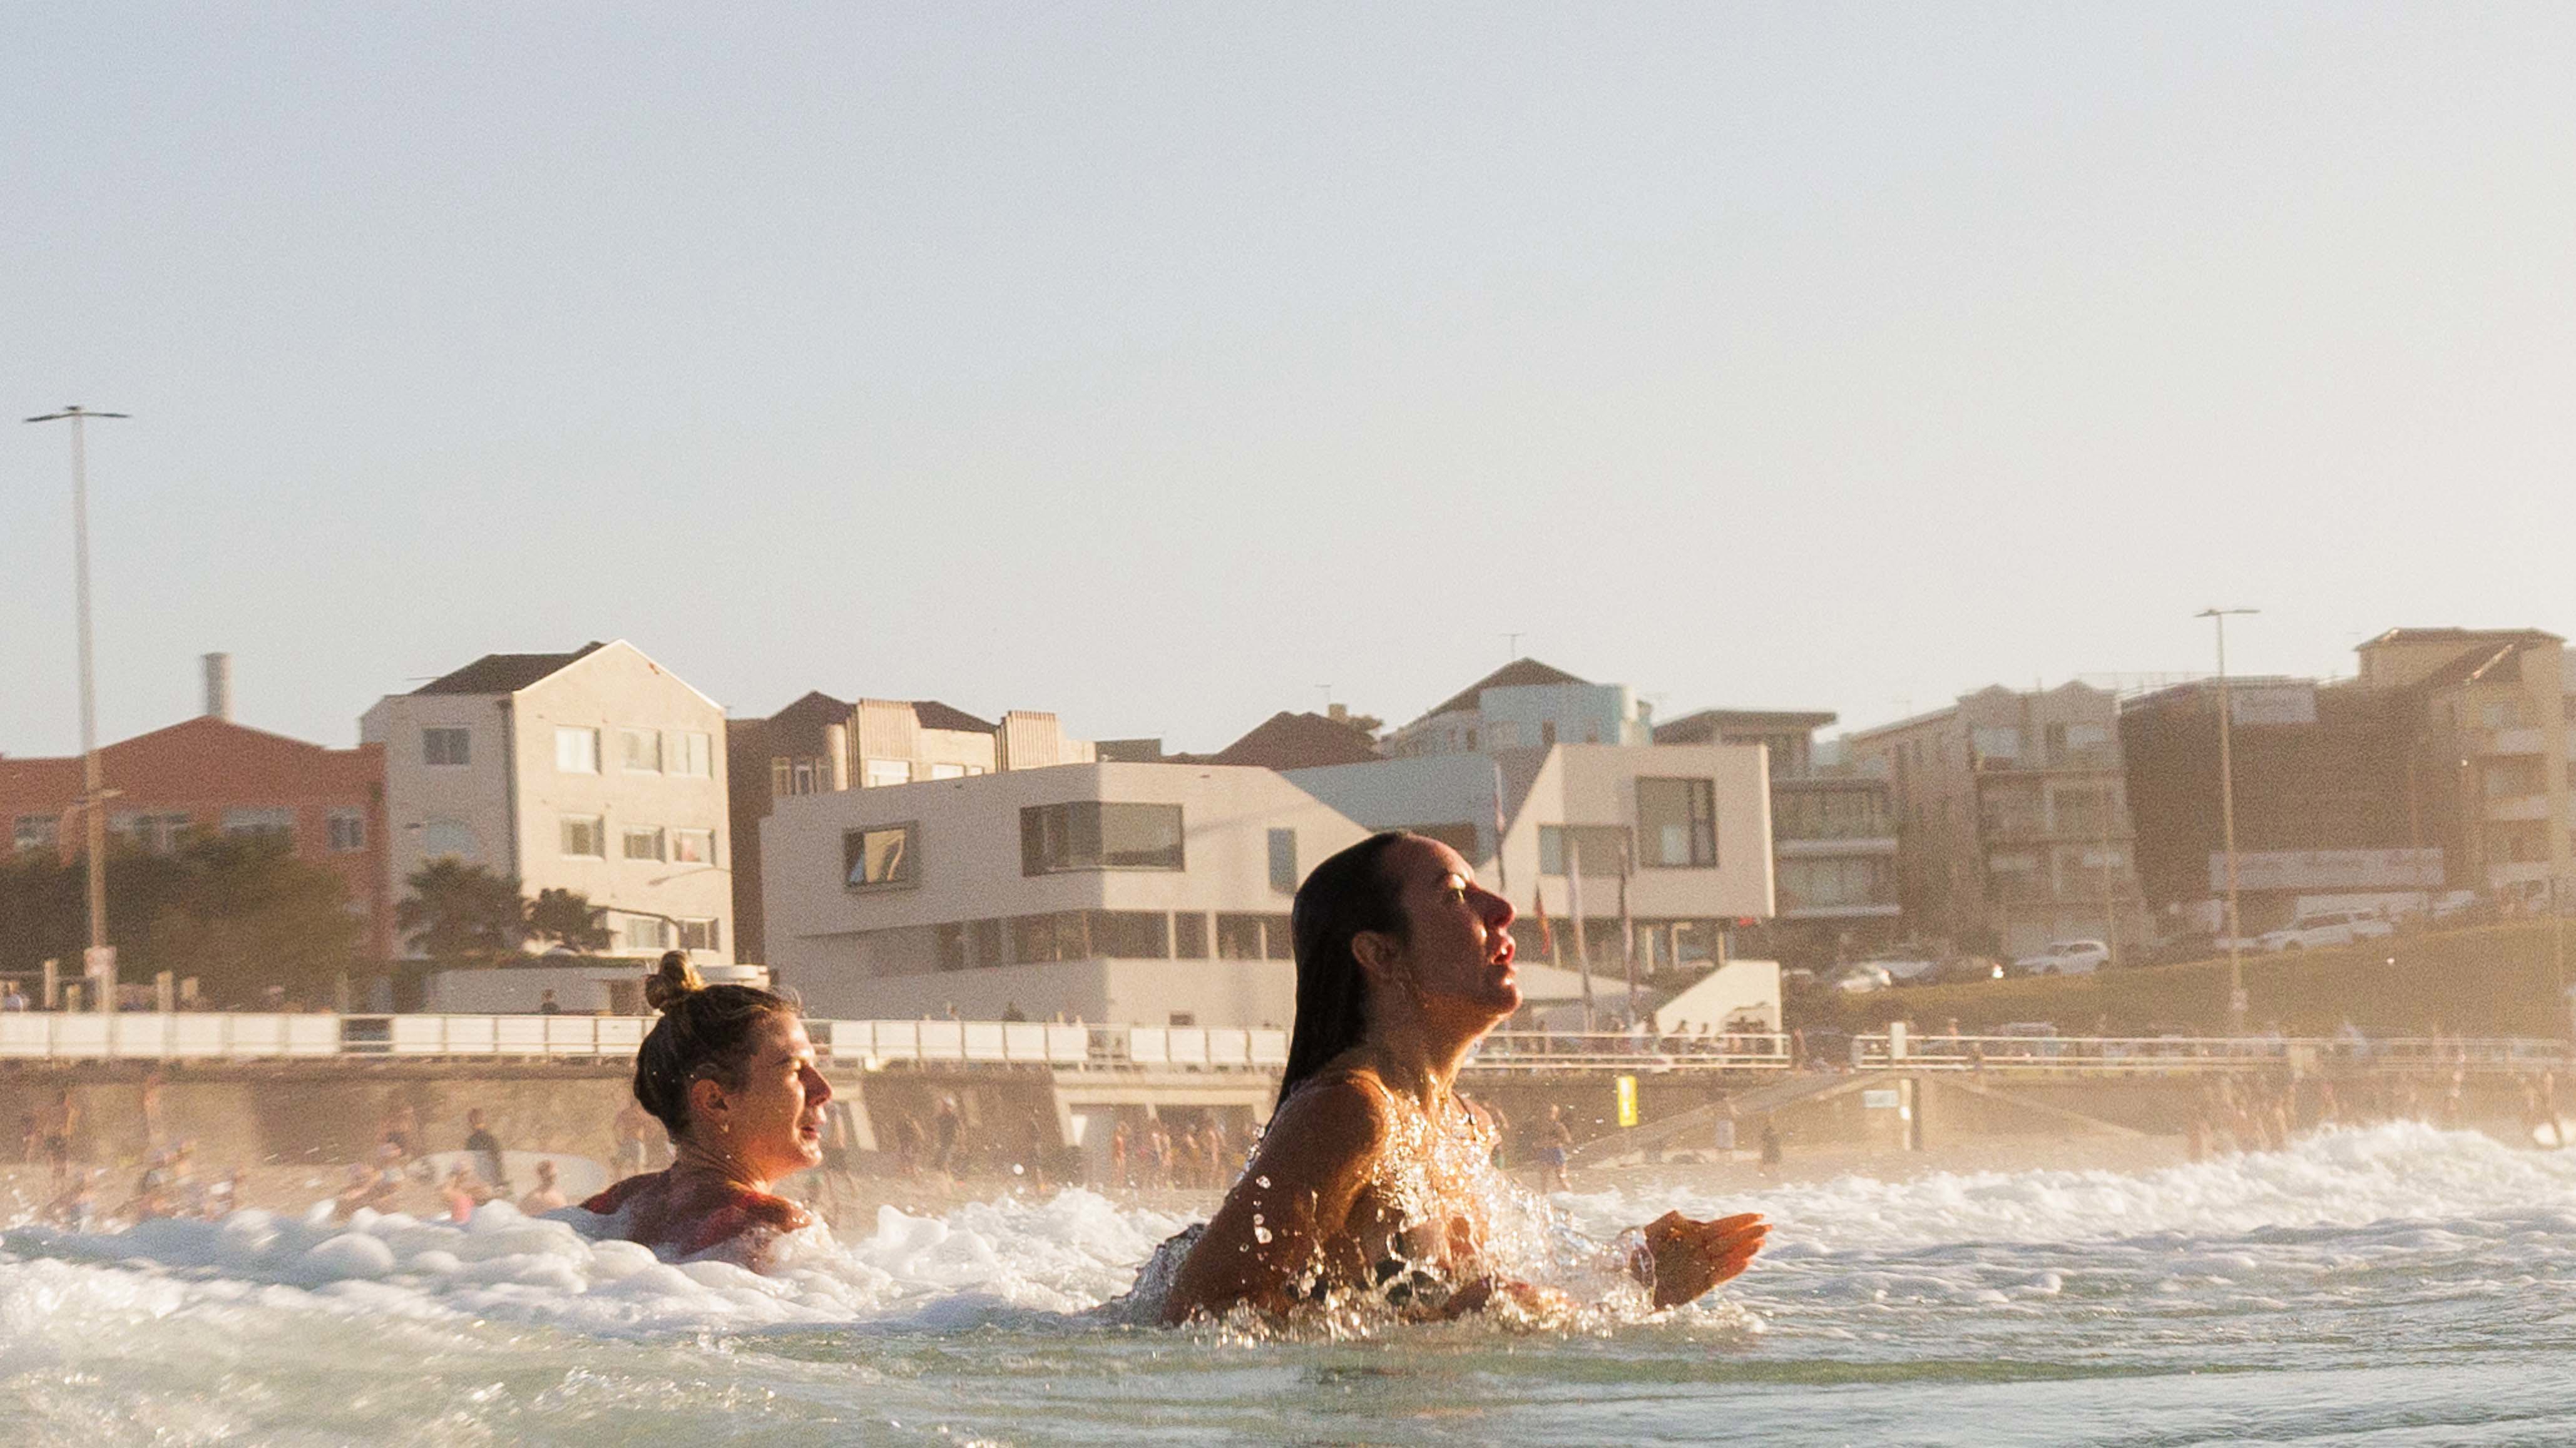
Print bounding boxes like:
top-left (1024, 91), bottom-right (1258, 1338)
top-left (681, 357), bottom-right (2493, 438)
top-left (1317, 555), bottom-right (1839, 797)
top-left (1568, 836), bottom-right (1595, 1032)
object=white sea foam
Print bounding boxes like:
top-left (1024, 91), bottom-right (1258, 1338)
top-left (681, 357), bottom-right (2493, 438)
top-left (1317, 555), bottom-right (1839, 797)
top-left (0, 1123), bottom-right (2562, 1342)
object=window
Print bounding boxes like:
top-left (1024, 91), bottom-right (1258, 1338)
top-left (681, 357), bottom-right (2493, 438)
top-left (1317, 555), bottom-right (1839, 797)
top-left (1173, 910), bottom-right (1210, 959)
top-left (843, 823), bottom-right (917, 888)
top-left (676, 918), bottom-right (719, 951)
top-left (673, 829), bottom-right (715, 865)
top-left (560, 815), bottom-right (605, 857)
top-left (1020, 802), bottom-right (1186, 874)
top-left (1636, 778), bottom-right (1717, 867)
top-left (327, 809), bottom-right (366, 853)
top-left (1215, 913), bottom-right (1294, 961)
top-left (622, 825), bottom-right (666, 861)
top-left (423, 727), bottom-right (470, 767)
top-left (420, 818), bottom-right (479, 861)
top-left (1538, 825), bottom-right (1630, 876)
top-left (621, 728), bottom-right (663, 773)
top-left (2483, 700), bottom-right (2529, 731)
top-left (13, 813), bottom-right (59, 854)
top-left (673, 732), bottom-right (713, 777)
top-left (1268, 829), bottom-right (1299, 894)
top-left (223, 807), bottom-right (297, 839)
top-left (111, 812), bottom-right (193, 854)
top-left (624, 915), bottom-right (671, 951)
top-left (1488, 721), bottom-right (1519, 749)
top-left (1970, 727), bottom-right (2020, 761)
top-left (864, 758), bottom-right (914, 788)
top-left (930, 762), bottom-right (968, 780)
top-left (556, 727), bottom-right (600, 774)
top-left (1778, 857), bottom-right (1891, 910)
top-left (772, 758), bottom-right (794, 797)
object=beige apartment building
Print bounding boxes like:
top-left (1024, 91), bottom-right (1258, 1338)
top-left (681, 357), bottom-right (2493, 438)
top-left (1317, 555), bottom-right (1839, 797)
top-left (727, 695), bottom-right (1094, 962)
top-left (1849, 681), bottom-right (2144, 960)
top-left (2353, 629), bottom-right (2572, 896)
top-left (360, 640), bottom-right (733, 961)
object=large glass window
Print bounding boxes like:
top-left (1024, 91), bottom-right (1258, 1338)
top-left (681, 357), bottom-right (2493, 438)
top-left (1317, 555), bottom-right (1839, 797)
top-left (1215, 913), bottom-right (1294, 960)
top-left (864, 758), bottom-right (914, 788)
top-left (1538, 825), bottom-right (1630, 876)
top-left (676, 918), bottom-right (719, 951)
top-left (1173, 910), bottom-right (1210, 959)
top-left (624, 915), bottom-right (671, 951)
top-left (622, 825), bottom-right (666, 861)
top-left (672, 828), bottom-right (715, 865)
top-left (843, 823), bottom-right (917, 888)
top-left (556, 727), bottom-right (600, 774)
top-left (1020, 802), bottom-right (1185, 874)
top-left (1635, 777), bottom-right (1717, 867)
top-left (422, 727), bottom-right (470, 767)
top-left (560, 815), bottom-right (605, 857)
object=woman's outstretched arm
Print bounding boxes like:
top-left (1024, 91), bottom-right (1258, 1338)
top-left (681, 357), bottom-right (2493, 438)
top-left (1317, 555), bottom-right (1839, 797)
top-left (1160, 1079), bottom-right (1386, 1324)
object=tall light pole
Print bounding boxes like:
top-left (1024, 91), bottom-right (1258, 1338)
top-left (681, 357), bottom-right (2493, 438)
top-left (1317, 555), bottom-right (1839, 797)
top-left (2199, 606), bottom-right (2258, 1036)
top-left (26, 406), bottom-right (130, 1012)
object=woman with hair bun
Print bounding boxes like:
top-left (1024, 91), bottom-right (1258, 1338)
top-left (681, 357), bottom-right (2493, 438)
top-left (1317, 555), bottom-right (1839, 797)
top-left (577, 952), bottom-right (832, 1267)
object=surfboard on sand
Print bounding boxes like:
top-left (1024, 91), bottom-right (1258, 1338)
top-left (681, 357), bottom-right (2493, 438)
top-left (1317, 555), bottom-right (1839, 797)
top-left (417, 1150), bottom-right (610, 1201)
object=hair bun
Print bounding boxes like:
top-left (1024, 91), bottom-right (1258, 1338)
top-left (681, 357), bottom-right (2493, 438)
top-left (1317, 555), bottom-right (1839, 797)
top-left (644, 950), bottom-right (703, 1012)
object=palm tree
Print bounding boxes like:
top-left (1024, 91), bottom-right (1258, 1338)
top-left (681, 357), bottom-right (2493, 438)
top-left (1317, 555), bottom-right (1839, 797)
top-left (396, 860), bottom-right (526, 963)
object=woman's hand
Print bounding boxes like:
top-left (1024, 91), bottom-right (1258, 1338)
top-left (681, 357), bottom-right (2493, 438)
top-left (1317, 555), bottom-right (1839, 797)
top-left (1635, 1210), bottom-right (1767, 1308)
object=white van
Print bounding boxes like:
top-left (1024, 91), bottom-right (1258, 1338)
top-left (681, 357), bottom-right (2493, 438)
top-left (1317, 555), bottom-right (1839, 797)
top-left (2258, 909), bottom-right (2394, 952)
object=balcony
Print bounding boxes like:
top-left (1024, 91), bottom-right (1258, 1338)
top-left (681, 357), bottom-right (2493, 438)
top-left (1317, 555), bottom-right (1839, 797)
top-left (1776, 835), bottom-right (1898, 859)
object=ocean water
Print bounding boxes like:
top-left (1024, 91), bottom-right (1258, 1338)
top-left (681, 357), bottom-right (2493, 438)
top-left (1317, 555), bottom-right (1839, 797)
top-left (6, 1122), bottom-right (2575, 1445)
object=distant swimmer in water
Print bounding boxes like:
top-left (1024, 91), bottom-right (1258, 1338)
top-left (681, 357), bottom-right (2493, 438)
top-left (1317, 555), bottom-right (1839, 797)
top-left (1158, 832), bottom-right (1767, 1325)
top-left (578, 952), bottom-right (829, 1268)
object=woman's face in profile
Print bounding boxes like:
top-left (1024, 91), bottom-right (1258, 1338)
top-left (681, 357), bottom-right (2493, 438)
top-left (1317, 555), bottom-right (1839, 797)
top-left (719, 1013), bottom-right (834, 1179)
top-left (1384, 838), bottom-right (1522, 1024)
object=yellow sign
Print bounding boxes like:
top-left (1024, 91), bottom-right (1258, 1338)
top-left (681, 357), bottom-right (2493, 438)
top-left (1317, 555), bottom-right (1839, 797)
top-left (1614, 1074), bottom-right (1639, 1129)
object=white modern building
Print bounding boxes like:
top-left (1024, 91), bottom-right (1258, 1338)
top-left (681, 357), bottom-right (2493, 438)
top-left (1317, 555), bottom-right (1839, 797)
top-left (1382, 658), bottom-right (1655, 757)
top-left (759, 740), bottom-right (1776, 1028)
top-left (360, 640), bottom-right (734, 961)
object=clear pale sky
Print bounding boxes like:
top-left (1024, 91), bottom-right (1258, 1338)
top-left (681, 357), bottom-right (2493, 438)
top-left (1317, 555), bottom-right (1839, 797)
top-left (5, 5), bottom-right (2572, 757)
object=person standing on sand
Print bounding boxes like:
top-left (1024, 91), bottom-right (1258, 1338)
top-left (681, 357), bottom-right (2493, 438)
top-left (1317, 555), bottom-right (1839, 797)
top-left (38, 1087), bottom-right (78, 1188)
top-left (932, 1096), bottom-right (961, 1180)
top-left (1758, 1119), bottom-right (1784, 1178)
top-left (612, 1098), bottom-right (656, 1177)
top-left (1538, 1104), bottom-right (1574, 1193)
top-left (1110, 1119), bottom-right (1131, 1191)
top-left (463, 1108), bottom-right (509, 1192)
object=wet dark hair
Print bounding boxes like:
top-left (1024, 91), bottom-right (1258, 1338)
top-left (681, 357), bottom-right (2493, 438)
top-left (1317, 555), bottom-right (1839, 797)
top-left (632, 951), bottom-right (798, 1139)
top-left (1277, 832), bottom-right (1418, 1107)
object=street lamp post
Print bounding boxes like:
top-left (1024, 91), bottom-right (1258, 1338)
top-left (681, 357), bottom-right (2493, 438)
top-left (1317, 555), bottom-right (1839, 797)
top-left (26, 405), bottom-right (130, 1014)
top-left (2199, 607), bottom-right (2259, 1037)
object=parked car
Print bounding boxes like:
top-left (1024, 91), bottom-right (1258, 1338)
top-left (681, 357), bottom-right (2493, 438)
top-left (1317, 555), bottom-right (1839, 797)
top-left (2257, 909), bottom-right (2395, 952)
top-left (1933, 954), bottom-right (2009, 984)
top-left (1863, 951), bottom-right (1944, 986)
top-left (1834, 963), bottom-right (1895, 994)
top-left (2011, 939), bottom-right (2111, 976)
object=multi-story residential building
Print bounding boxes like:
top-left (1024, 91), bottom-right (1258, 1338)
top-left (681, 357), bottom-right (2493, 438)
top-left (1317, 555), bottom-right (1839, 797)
top-left (1, 663), bottom-right (391, 959)
top-left (1849, 681), bottom-right (2144, 960)
top-left (758, 735), bottom-right (1776, 1027)
top-left (1655, 709), bottom-right (1901, 965)
top-left (726, 695), bottom-right (1094, 963)
top-left (359, 640), bottom-right (732, 961)
top-left (2119, 628), bottom-right (2571, 927)
top-left (1381, 658), bottom-right (1653, 757)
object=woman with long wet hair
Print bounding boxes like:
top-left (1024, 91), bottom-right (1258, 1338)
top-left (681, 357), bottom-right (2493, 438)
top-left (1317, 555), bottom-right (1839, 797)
top-left (576, 952), bottom-right (832, 1268)
top-left (1158, 832), bottom-right (1766, 1323)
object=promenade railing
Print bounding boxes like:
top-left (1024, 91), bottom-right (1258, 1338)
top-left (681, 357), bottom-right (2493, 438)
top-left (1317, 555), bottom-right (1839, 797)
top-left (0, 1013), bottom-right (2561, 1078)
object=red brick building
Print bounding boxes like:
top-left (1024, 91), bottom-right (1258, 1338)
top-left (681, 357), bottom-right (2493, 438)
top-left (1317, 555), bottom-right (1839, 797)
top-left (0, 717), bottom-right (392, 959)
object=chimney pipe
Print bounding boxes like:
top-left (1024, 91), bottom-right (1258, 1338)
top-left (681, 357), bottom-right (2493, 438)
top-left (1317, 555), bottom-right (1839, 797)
top-left (202, 652), bottom-right (232, 721)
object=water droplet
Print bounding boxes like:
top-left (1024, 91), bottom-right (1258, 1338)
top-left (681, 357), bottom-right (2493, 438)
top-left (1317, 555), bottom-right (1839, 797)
top-left (1255, 1176), bottom-right (1271, 1188)
top-left (1253, 1226), bottom-right (1273, 1244)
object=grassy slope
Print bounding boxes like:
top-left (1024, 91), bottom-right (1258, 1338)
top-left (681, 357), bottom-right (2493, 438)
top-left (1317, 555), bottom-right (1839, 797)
top-left (1798, 922), bottom-right (2576, 1038)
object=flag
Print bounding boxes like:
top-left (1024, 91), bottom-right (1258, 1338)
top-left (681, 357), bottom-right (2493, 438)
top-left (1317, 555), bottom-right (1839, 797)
top-left (1531, 881), bottom-right (1556, 960)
